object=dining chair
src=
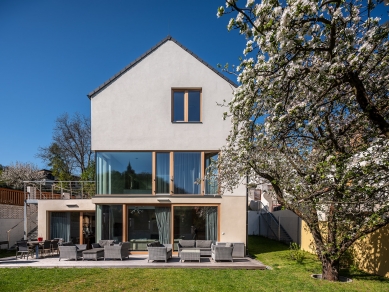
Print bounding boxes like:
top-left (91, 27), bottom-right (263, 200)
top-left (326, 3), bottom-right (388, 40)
top-left (42, 240), bottom-right (52, 257)
top-left (16, 241), bottom-right (34, 260)
top-left (51, 240), bottom-right (59, 255)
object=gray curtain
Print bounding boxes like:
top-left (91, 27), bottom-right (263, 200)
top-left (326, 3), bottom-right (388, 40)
top-left (206, 207), bottom-right (217, 242)
top-left (155, 207), bottom-right (171, 244)
top-left (156, 153), bottom-right (170, 193)
top-left (50, 212), bottom-right (70, 241)
top-left (174, 152), bottom-right (200, 194)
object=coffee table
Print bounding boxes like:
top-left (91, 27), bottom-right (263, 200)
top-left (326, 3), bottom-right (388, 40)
top-left (180, 249), bottom-right (200, 262)
top-left (83, 249), bottom-right (104, 261)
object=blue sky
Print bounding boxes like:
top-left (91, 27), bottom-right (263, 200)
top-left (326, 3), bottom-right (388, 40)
top-left (0, 0), bottom-right (245, 169)
top-left (0, 1), bottom-right (388, 169)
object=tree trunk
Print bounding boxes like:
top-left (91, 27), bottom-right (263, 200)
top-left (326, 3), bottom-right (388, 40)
top-left (321, 256), bottom-right (340, 281)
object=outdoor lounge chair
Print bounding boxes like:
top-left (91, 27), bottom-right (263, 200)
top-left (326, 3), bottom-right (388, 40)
top-left (58, 244), bottom-right (87, 261)
top-left (147, 242), bottom-right (172, 262)
top-left (104, 242), bottom-right (130, 260)
top-left (211, 244), bottom-right (234, 262)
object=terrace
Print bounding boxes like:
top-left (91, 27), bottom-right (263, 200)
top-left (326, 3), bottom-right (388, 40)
top-left (0, 181), bottom-right (95, 207)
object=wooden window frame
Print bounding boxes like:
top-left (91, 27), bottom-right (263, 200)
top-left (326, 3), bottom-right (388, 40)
top-left (171, 88), bottom-right (202, 123)
top-left (151, 151), bottom-right (219, 196)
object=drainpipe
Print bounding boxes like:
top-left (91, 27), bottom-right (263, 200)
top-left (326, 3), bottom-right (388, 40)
top-left (23, 199), bottom-right (27, 240)
top-left (246, 175), bottom-right (249, 256)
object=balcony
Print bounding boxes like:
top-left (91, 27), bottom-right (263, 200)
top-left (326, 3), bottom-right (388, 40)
top-left (0, 181), bottom-right (96, 206)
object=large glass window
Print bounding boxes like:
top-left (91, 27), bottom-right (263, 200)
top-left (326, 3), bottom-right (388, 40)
top-left (174, 152), bottom-right (201, 194)
top-left (173, 206), bottom-right (218, 249)
top-left (205, 152), bottom-right (218, 195)
top-left (172, 89), bottom-right (201, 122)
top-left (156, 153), bottom-right (170, 194)
top-left (128, 206), bottom-right (171, 251)
top-left (96, 152), bottom-right (152, 194)
top-left (50, 212), bottom-right (80, 243)
top-left (96, 205), bottom-right (123, 242)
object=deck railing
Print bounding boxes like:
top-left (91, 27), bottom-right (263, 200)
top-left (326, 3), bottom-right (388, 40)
top-left (0, 181), bottom-right (96, 206)
top-left (24, 181), bottom-right (96, 200)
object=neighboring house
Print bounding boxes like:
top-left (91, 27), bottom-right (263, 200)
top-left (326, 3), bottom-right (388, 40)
top-left (37, 36), bottom-right (247, 251)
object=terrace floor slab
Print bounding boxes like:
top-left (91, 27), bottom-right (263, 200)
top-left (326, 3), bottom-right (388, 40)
top-left (0, 254), bottom-right (266, 269)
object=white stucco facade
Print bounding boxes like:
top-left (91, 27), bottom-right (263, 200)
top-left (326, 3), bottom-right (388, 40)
top-left (91, 40), bottom-right (235, 151)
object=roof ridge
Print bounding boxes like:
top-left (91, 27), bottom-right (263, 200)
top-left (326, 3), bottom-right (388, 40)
top-left (87, 36), bottom-right (237, 99)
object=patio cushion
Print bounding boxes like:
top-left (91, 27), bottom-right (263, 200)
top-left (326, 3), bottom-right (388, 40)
top-left (147, 241), bottom-right (161, 247)
top-left (179, 240), bottom-right (195, 248)
top-left (99, 240), bottom-right (114, 247)
top-left (196, 240), bottom-right (212, 248)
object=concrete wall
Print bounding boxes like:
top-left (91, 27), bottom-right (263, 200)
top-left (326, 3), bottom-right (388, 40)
top-left (248, 211), bottom-right (260, 236)
top-left (91, 40), bottom-right (234, 151)
top-left (272, 210), bottom-right (301, 245)
top-left (0, 204), bottom-right (38, 248)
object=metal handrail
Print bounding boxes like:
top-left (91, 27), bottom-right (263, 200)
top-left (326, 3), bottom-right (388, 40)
top-left (258, 201), bottom-right (292, 243)
top-left (23, 180), bottom-right (95, 200)
top-left (257, 201), bottom-right (280, 240)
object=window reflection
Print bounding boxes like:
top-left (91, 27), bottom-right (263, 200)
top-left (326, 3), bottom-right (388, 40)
top-left (96, 152), bottom-right (152, 194)
top-left (173, 206), bottom-right (217, 250)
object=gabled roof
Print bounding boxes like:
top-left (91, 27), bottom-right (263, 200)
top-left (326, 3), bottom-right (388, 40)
top-left (87, 36), bottom-right (238, 99)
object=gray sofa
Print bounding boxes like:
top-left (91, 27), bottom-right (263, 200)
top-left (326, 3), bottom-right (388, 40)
top-left (58, 244), bottom-right (87, 261)
top-left (177, 240), bottom-right (213, 257)
top-left (147, 241), bottom-right (172, 263)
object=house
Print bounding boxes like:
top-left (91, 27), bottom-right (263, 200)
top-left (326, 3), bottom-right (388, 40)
top-left (37, 36), bottom-right (247, 252)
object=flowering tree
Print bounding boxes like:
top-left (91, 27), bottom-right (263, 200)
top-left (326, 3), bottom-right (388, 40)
top-left (0, 162), bottom-right (46, 189)
top-left (216, 0), bottom-right (389, 281)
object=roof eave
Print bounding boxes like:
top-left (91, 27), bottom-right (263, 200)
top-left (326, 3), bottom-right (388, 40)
top-left (87, 36), bottom-right (238, 99)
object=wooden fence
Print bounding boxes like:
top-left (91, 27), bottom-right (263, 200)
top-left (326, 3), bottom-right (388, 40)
top-left (0, 187), bottom-right (24, 206)
top-left (0, 187), bottom-right (62, 206)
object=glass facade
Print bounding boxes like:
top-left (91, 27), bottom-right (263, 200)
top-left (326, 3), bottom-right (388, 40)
top-left (173, 206), bottom-right (218, 249)
top-left (96, 151), bottom-right (218, 196)
top-left (96, 205), bottom-right (123, 242)
top-left (128, 206), bottom-right (171, 251)
top-left (94, 205), bottom-right (218, 249)
top-left (96, 152), bottom-right (152, 195)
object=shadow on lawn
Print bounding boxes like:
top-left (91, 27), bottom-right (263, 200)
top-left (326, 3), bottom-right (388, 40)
top-left (248, 235), bottom-right (290, 255)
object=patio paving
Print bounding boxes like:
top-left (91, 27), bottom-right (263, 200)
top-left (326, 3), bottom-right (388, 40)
top-left (0, 254), bottom-right (266, 269)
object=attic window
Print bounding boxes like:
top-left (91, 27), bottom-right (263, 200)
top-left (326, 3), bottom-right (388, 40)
top-left (172, 89), bottom-right (201, 122)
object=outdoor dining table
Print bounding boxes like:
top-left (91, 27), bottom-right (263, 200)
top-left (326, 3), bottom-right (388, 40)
top-left (27, 241), bottom-right (44, 258)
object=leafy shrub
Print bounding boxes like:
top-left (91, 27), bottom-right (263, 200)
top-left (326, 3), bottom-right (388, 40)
top-left (289, 242), bottom-right (305, 264)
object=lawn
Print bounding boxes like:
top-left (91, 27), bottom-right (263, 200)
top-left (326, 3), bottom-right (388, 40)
top-left (0, 236), bottom-right (388, 292)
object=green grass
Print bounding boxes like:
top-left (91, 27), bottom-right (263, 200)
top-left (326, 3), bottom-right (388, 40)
top-left (0, 236), bottom-right (388, 291)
